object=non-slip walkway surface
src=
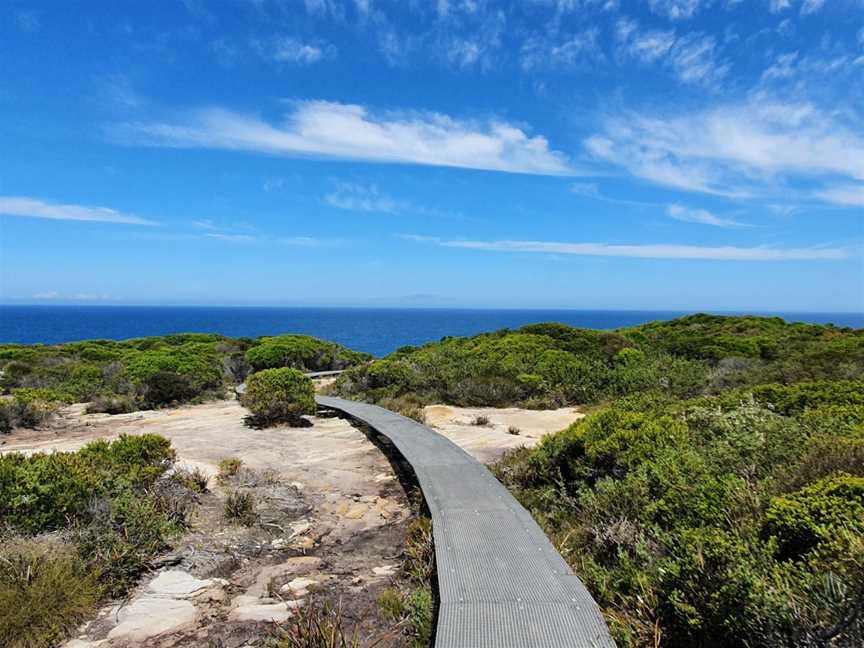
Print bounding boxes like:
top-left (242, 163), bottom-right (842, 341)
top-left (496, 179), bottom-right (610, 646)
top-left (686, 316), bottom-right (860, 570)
top-left (317, 396), bottom-right (616, 648)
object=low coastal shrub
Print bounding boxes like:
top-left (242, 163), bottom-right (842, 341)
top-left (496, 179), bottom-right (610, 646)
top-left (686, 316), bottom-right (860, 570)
top-left (217, 457), bottom-right (243, 482)
top-left (0, 434), bottom-right (193, 647)
top-left (494, 388), bottom-right (864, 647)
top-left (224, 490), bottom-right (256, 526)
top-left (0, 538), bottom-right (100, 648)
top-left (241, 367), bottom-right (316, 426)
top-left (172, 466), bottom-right (210, 493)
top-left (0, 332), bottom-right (369, 429)
top-left (244, 334), bottom-right (371, 372)
top-left (333, 315), bottom-right (863, 410)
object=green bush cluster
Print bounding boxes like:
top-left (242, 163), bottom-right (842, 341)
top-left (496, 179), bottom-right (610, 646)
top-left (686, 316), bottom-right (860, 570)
top-left (0, 332), bottom-right (369, 430)
top-left (0, 434), bottom-right (194, 647)
top-left (334, 314), bottom-right (863, 411)
top-left (244, 334), bottom-right (371, 372)
top-left (240, 367), bottom-right (316, 425)
top-left (495, 388), bottom-right (864, 647)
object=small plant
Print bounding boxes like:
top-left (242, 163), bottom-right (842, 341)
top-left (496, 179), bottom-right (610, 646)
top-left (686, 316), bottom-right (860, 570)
top-left (85, 395), bottom-right (137, 415)
top-left (472, 415), bottom-right (490, 426)
top-left (240, 367), bottom-right (316, 426)
top-left (508, 425), bottom-right (521, 436)
top-left (172, 466), bottom-right (209, 494)
top-left (0, 538), bottom-right (100, 648)
top-left (377, 587), bottom-right (407, 622)
top-left (275, 597), bottom-right (400, 648)
top-left (224, 489), bottom-right (256, 526)
top-left (217, 457), bottom-right (242, 483)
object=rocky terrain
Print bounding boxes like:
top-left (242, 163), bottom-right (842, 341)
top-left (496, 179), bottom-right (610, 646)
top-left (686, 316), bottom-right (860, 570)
top-left (0, 396), bottom-right (579, 647)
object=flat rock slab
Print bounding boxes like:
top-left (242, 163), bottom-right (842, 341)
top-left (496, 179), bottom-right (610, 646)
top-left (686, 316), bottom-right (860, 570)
top-left (147, 570), bottom-right (216, 598)
top-left (107, 597), bottom-right (198, 642)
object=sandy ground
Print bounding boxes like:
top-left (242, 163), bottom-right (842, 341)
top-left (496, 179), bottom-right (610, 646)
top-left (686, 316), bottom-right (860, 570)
top-left (2, 397), bottom-right (580, 647)
top-left (423, 404), bottom-right (584, 463)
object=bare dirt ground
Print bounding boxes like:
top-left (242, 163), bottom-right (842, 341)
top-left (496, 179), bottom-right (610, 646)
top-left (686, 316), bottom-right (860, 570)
top-left (423, 404), bottom-right (584, 464)
top-left (1, 396), bottom-right (580, 647)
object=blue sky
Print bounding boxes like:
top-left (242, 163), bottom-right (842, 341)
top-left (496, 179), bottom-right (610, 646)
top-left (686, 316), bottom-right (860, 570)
top-left (0, 0), bottom-right (862, 312)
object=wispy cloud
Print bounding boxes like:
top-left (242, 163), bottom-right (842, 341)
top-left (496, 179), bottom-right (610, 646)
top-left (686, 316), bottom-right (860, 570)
top-left (400, 234), bottom-right (848, 261)
top-left (32, 291), bottom-right (112, 301)
top-left (254, 36), bottom-right (334, 65)
top-left (585, 98), bottom-right (864, 202)
top-left (615, 19), bottom-right (728, 86)
top-left (0, 196), bottom-right (155, 225)
top-left (324, 183), bottom-right (403, 213)
top-left (616, 19), bottom-right (675, 64)
top-left (569, 182), bottom-right (660, 207)
top-left (668, 33), bottom-right (730, 86)
top-left (204, 232), bottom-right (256, 242)
top-left (115, 100), bottom-right (574, 176)
top-left (815, 184), bottom-right (864, 207)
top-left (648, 0), bottom-right (702, 21)
top-left (520, 28), bottom-right (604, 71)
top-left (667, 204), bottom-right (747, 227)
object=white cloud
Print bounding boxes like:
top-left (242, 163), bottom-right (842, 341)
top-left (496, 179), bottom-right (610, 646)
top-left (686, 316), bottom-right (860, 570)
top-left (668, 33), bottom-right (730, 85)
top-left (800, 0), bottom-right (825, 15)
top-left (31, 291), bottom-right (111, 301)
top-left (324, 183), bottom-right (402, 213)
top-left (769, 0), bottom-right (792, 12)
top-left (648, 0), bottom-right (702, 21)
top-left (815, 184), bottom-right (864, 207)
top-left (521, 28), bottom-right (604, 70)
top-left (402, 235), bottom-right (847, 261)
top-left (569, 182), bottom-right (601, 198)
top-left (585, 98), bottom-right (864, 201)
top-left (118, 100), bottom-right (574, 176)
top-left (204, 232), bottom-right (256, 242)
top-left (16, 11), bottom-right (40, 32)
top-left (615, 20), bottom-right (726, 85)
top-left (254, 36), bottom-right (334, 65)
top-left (0, 196), bottom-right (155, 225)
top-left (667, 204), bottom-right (747, 227)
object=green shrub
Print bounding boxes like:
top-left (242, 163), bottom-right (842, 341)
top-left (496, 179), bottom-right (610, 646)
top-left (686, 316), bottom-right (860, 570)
top-left (172, 466), bottom-right (209, 493)
top-left (244, 335), bottom-right (371, 372)
top-left (224, 490), bottom-right (256, 526)
top-left (85, 394), bottom-right (137, 415)
top-left (495, 390), bottom-right (864, 647)
top-left (0, 434), bottom-right (174, 533)
top-left (217, 457), bottom-right (242, 482)
top-left (765, 474), bottom-right (864, 560)
top-left (0, 538), bottom-right (100, 648)
top-left (241, 367), bottom-right (315, 425)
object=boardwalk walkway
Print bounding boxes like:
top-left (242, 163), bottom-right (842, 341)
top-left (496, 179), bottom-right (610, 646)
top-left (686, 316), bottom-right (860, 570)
top-left (316, 395), bottom-right (615, 648)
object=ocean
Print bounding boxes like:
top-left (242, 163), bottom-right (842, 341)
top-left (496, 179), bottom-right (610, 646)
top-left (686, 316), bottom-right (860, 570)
top-left (1, 306), bottom-right (861, 357)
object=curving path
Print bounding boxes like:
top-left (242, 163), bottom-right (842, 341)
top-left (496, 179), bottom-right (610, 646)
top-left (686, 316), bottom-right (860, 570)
top-left (316, 396), bottom-right (616, 648)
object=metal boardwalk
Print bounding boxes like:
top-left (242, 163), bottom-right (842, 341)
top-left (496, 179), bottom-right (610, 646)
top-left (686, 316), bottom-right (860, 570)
top-left (316, 396), bottom-right (616, 648)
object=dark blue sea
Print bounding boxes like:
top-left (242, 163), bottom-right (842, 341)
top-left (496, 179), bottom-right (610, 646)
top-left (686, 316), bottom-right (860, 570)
top-left (1, 306), bottom-right (861, 357)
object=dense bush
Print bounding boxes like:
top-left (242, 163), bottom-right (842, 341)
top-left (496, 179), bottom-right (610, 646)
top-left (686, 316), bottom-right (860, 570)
top-left (495, 388), bottom-right (864, 647)
top-left (0, 435), bottom-right (193, 647)
top-left (0, 538), bottom-right (100, 648)
top-left (0, 332), bottom-right (368, 429)
top-left (244, 334), bottom-right (371, 372)
top-left (334, 315), bottom-right (862, 410)
top-left (241, 367), bottom-right (316, 425)
top-left (0, 434), bottom-right (175, 533)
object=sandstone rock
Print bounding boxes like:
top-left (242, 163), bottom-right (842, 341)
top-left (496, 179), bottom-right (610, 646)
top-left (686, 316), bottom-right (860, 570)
top-left (107, 597), bottom-right (197, 642)
top-left (147, 570), bottom-right (215, 598)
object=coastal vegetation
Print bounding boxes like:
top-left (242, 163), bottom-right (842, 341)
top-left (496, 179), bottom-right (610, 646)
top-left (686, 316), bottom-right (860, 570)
top-left (241, 367), bottom-right (316, 426)
top-left (0, 333), bottom-right (367, 431)
top-left (0, 434), bottom-right (193, 648)
top-left (335, 314), bottom-right (864, 646)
